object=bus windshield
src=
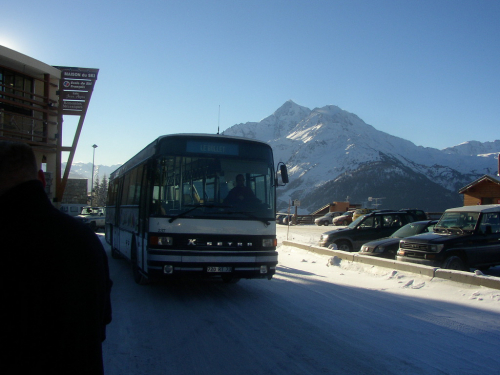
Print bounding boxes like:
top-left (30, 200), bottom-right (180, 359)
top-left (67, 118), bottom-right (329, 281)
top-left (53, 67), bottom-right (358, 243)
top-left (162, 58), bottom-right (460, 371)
top-left (151, 155), bottom-right (275, 220)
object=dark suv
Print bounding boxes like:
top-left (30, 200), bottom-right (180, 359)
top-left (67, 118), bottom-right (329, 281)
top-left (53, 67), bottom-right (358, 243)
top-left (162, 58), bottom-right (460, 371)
top-left (397, 204), bottom-right (500, 271)
top-left (400, 209), bottom-right (427, 221)
top-left (318, 211), bottom-right (416, 251)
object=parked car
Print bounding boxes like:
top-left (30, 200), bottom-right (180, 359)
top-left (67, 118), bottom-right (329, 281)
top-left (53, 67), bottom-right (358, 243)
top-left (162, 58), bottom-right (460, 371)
top-left (397, 204), bottom-right (500, 271)
top-left (359, 220), bottom-right (437, 259)
top-left (400, 209), bottom-right (428, 221)
top-left (333, 211), bottom-right (354, 226)
top-left (74, 206), bottom-right (106, 232)
top-left (318, 210), bottom-right (416, 251)
top-left (314, 211), bottom-right (343, 226)
top-left (276, 213), bottom-right (293, 225)
top-left (352, 208), bottom-right (375, 221)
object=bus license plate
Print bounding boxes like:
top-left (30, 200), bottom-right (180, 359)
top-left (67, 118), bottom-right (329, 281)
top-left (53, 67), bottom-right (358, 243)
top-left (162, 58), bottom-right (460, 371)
top-left (207, 266), bottom-right (232, 273)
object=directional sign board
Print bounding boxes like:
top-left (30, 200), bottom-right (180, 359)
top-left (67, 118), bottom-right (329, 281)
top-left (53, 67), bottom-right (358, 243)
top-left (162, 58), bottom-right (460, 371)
top-left (61, 91), bottom-right (91, 101)
top-left (62, 101), bottom-right (86, 112)
top-left (54, 66), bottom-right (99, 115)
top-left (62, 79), bottom-right (95, 91)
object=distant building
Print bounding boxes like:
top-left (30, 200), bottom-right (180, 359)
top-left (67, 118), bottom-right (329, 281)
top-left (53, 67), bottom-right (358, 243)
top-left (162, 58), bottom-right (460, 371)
top-left (312, 201), bottom-right (360, 216)
top-left (62, 179), bottom-right (88, 204)
top-left (459, 174), bottom-right (500, 206)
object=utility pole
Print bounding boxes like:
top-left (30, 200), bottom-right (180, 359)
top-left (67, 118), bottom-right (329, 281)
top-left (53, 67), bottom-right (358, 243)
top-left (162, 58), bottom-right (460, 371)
top-left (91, 144), bottom-right (98, 206)
top-left (368, 196), bottom-right (385, 208)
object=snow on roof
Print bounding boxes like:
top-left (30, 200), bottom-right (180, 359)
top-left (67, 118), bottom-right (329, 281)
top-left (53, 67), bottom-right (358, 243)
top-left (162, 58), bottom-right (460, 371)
top-left (445, 204), bottom-right (500, 213)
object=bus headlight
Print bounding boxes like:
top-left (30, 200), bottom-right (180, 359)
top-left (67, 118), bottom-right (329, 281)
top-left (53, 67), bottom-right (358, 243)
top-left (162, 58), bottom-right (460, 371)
top-left (150, 236), bottom-right (173, 246)
top-left (262, 238), bottom-right (276, 247)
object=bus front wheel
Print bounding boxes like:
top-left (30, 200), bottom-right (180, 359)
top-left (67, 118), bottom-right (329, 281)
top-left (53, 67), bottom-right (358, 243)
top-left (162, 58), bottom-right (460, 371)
top-left (131, 244), bottom-right (149, 285)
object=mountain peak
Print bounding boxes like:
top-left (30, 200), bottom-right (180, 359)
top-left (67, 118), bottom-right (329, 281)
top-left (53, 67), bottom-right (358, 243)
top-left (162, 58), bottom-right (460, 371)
top-left (273, 100), bottom-right (311, 118)
top-left (223, 101), bottom-right (499, 213)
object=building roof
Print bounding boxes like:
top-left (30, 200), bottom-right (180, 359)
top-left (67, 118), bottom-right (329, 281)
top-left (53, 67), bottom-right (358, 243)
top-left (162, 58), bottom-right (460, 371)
top-left (445, 204), bottom-right (500, 213)
top-left (458, 174), bottom-right (500, 194)
top-left (0, 45), bottom-right (61, 77)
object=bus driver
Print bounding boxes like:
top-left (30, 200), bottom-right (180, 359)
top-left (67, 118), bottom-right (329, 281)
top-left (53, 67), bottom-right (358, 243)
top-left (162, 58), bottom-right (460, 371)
top-left (224, 174), bottom-right (259, 207)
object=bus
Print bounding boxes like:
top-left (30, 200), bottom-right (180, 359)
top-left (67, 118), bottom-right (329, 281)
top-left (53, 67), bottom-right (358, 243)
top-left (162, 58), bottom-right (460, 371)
top-left (105, 134), bottom-right (288, 284)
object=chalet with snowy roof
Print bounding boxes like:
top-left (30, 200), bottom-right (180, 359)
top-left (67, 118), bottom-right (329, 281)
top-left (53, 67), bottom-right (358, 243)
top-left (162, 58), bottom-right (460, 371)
top-left (459, 174), bottom-right (500, 206)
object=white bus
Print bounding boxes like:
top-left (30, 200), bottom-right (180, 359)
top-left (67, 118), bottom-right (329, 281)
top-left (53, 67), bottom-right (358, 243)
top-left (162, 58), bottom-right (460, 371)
top-left (106, 134), bottom-right (288, 284)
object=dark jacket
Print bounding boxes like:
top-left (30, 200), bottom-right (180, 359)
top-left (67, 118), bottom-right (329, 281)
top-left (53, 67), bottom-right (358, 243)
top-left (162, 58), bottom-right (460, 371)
top-left (0, 180), bottom-right (112, 375)
top-left (224, 185), bottom-right (259, 207)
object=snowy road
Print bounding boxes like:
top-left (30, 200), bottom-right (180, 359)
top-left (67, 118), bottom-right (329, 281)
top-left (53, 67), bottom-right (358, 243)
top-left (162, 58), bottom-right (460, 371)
top-left (100, 228), bottom-right (500, 375)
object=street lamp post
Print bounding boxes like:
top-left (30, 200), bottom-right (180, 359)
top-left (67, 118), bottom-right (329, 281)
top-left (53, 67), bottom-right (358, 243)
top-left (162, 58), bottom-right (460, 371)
top-left (91, 144), bottom-right (98, 206)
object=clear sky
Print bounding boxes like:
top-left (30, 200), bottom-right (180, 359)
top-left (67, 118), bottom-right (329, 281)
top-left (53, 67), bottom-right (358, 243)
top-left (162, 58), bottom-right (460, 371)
top-left (2, 0), bottom-right (499, 165)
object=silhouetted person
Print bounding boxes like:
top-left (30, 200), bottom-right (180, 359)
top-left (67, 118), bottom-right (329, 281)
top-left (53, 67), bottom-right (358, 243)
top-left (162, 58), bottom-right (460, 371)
top-left (224, 174), bottom-right (259, 207)
top-left (0, 141), bottom-right (112, 375)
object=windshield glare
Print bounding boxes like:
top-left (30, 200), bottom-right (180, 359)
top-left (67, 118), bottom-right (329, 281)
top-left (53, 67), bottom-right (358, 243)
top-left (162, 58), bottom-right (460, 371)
top-left (436, 212), bottom-right (479, 230)
top-left (348, 215), bottom-right (365, 228)
top-left (391, 222), bottom-right (432, 238)
top-left (151, 156), bottom-right (275, 219)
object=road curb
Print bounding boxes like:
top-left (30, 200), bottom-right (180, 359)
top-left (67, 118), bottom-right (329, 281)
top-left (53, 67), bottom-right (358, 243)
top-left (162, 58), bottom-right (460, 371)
top-left (282, 240), bottom-right (500, 290)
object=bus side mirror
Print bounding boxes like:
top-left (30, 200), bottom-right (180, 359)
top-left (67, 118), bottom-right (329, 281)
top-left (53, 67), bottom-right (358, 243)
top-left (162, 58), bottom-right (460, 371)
top-left (279, 163), bottom-right (289, 184)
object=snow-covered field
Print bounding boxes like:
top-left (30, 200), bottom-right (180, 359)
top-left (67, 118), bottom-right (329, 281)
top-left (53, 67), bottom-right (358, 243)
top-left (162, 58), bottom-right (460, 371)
top-left (277, 225), bottom-right (500, 312)
top-left (101, 226), bottom-right (500, 374)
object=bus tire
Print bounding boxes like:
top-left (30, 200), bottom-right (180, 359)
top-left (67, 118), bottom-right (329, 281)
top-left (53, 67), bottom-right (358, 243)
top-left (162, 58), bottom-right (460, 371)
top-left (131, 243), bottom-right (149, 285)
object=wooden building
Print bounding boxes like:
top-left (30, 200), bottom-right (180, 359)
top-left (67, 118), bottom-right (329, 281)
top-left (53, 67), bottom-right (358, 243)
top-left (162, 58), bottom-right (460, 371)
top-left (311, 201), bottom-right (360, 216)
top-left (459, 174), bottom-right (500, 206)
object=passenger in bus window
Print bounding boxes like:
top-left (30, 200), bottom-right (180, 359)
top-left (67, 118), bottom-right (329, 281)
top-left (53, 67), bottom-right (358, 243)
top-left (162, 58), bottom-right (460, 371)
top-left (0, 141), bottom-right (112, 375)
top-left (224, 174), bottom-right (260, 207)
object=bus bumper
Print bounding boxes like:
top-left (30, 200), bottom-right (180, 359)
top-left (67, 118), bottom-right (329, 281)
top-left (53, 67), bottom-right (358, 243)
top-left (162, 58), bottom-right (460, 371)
top-left (146, 250), bottom-right (278, 280)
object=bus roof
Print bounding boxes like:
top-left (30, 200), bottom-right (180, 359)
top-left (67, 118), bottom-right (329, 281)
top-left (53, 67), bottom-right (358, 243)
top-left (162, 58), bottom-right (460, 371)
top-left (109, 133), bottom-right (271, 180)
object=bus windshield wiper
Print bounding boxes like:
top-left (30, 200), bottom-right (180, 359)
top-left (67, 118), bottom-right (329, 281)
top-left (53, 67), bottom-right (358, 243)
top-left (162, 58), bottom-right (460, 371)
top-left (168, 204), bottom-right (230, 223)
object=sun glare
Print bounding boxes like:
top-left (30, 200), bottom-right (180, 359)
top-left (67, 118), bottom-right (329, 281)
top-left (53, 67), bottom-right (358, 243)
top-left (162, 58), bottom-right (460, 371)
top-left (0, 37), bottom-right (25, 53)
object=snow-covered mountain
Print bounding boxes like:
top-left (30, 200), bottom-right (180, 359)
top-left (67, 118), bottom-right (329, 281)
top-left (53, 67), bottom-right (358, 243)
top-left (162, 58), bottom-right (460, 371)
top-left (63, 162), bottom-right (121, 189)
top-left (223, 100), bottom-right (499, 213)
top-left (443, 140), bottom-right (500, 157)
top-left (66, 100), bottom-right (499, 213)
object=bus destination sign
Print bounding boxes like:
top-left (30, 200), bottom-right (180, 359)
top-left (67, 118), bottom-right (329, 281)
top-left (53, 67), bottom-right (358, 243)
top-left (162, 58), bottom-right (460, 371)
top-left (186, 141), bottom-right (239, 156)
